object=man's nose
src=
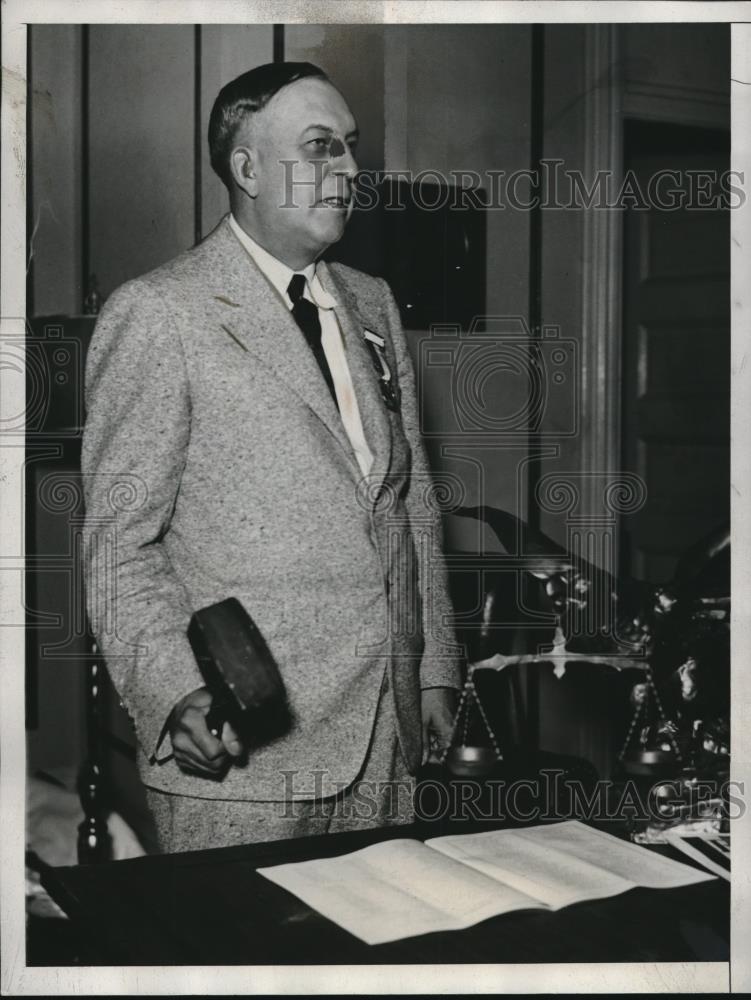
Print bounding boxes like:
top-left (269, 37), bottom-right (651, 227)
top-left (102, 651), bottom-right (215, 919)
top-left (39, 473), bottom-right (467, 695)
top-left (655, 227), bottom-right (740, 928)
top-left (331, 143), bottom-right (358, 179)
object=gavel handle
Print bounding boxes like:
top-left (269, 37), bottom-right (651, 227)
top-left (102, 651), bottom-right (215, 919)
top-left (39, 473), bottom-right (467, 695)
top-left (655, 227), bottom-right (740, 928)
top-left (205, 693), bottom-right (231, 740)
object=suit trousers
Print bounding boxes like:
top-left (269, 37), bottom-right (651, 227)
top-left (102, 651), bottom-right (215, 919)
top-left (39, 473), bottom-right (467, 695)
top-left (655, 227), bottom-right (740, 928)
top-left (145, 672), bottom-right (416, 853)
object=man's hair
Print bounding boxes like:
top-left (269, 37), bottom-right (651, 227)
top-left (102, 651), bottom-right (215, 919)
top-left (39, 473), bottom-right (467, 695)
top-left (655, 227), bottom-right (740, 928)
top-left (208, 61), bottom-right (329, 189)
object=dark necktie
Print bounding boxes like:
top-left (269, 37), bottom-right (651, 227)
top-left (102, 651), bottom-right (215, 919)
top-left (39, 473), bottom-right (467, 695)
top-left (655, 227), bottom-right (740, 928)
top-left (287, 273), bottom-right (339, 410)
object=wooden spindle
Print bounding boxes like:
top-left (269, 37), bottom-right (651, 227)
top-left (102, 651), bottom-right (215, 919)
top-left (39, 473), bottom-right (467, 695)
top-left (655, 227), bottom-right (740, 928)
top-left (77, 646), bottom-right (112, 863)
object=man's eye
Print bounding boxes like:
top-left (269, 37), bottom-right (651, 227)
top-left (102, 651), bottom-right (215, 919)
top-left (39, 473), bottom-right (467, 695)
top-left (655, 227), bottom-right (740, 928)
top-left (308, 138), bottom-right (330, 151)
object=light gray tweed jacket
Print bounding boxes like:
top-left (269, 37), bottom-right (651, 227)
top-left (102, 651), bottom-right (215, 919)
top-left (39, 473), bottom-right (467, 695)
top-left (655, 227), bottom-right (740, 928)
top-left (81, 215), bottom-right (462, 801)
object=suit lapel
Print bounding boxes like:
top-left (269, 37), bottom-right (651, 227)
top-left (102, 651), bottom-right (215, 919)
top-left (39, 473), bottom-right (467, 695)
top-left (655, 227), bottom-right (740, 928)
top-left (205, 219), bottom-right (357, 470)
top-left (200, 218), bottom-right (395, 492)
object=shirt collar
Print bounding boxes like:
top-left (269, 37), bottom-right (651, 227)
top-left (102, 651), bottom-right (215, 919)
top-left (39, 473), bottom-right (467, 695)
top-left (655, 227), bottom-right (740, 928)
top-left (229, 213), bottom-right (337, 311)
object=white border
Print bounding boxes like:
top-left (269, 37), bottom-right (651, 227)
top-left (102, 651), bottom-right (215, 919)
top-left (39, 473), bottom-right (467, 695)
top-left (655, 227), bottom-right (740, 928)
top-left (8, 0), bottom-right (751, 25)
top-left (2, 1), bottom-right (750, 995)
top-left (729, 20), bottom-right (751, 999)
top-left (0, 962), bottom-right (736, 995)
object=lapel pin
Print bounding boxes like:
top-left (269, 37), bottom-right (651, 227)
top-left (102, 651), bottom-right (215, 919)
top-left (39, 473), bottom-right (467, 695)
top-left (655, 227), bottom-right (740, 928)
top-left (363, 328), bottom-right (399, 412)
top-left (364, 329), bottom-right (386, 348)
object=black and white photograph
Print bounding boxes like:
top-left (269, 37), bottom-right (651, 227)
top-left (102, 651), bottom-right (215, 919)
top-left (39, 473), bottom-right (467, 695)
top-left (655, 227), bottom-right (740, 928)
top-left (2, 0), bottom-right (750, 994)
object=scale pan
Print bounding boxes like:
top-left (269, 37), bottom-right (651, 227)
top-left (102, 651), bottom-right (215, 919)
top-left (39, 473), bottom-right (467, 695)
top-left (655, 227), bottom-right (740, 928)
top-left (621, 749), bottom-right (677, 776)
top-left (445, 746), bottom-right (500, 777)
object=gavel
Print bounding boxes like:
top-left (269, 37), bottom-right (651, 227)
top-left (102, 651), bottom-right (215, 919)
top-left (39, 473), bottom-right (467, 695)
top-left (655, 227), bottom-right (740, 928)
top-left (187, 597), bottom-right (290, 751)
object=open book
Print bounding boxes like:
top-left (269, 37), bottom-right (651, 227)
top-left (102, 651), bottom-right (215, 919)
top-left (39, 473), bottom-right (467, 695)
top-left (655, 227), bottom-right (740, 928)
top-left (258, 820), bottom-right (716, 945)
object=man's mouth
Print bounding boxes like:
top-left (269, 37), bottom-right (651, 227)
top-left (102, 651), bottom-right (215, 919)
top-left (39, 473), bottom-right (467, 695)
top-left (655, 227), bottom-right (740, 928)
top-left (319, 196), bottom-right (351, 208)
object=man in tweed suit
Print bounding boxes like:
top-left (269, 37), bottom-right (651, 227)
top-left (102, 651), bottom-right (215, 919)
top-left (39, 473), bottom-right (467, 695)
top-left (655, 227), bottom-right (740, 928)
top-left (82, 62), bottom-right (462, 852)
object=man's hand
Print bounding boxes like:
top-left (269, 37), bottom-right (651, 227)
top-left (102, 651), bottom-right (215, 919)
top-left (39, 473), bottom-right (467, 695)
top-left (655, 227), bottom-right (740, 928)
top-left (421, 686), bottom-right (458, 765)
top-left (168, 687), bottom-right (244, 778)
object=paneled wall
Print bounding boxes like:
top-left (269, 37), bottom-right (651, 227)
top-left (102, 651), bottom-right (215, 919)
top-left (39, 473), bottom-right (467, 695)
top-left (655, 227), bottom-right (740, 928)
top-left (30, 25), bottom-right (274, 308)
top-left (29, 26), bottom-right (83, 316)
top-left (88, 26), bottom-right (196, 298)
top-left (388, 24), bottom-right (533, 547)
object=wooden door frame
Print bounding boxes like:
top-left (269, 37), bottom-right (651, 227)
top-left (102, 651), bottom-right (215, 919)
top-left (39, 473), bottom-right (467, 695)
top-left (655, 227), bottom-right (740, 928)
top-left (578, 24), bottom-right (625, 525)
top-left (577, 24), bottom-right (730, 542)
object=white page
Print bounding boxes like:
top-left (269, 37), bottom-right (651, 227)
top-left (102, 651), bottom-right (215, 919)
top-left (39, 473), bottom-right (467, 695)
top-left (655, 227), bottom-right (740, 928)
top-left (514, 821), bottom-right (717, 888)
top-left (259, 822), bottom-right (716, 945)
top-left (258, 837), bottom-right (544, 945)
top-left (427, 820), bottom-right (716, 907)
top-left (426, 825), bottom-right (635, 909)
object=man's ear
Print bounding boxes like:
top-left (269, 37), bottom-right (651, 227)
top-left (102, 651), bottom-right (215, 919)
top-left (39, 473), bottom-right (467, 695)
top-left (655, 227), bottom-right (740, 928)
top-left (229, 146), bottom-right (259, 198)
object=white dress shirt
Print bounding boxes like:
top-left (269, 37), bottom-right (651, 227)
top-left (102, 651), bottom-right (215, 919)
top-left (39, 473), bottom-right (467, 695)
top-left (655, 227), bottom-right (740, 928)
top-left (229, 214), bottom-right (374, 477)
